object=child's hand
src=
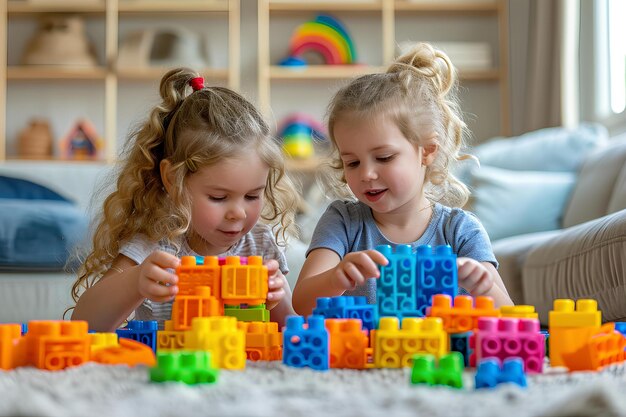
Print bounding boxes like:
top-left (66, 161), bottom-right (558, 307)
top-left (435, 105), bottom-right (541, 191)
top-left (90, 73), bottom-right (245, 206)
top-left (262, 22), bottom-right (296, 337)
top-left (137, 251), bottom-right (180, 302)
top-left (457, 257), bottom-right (494, 296)
top-left (265, 259), bottom-right (286, 310)
top-left (331, 250), bottom-right (388, 291)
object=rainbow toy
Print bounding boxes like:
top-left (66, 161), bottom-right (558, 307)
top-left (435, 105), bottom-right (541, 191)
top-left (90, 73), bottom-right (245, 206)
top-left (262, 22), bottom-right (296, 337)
top-left (277, 113), bottom-right (327, 159)
top-left (280, 14), bottom-right (357, 66)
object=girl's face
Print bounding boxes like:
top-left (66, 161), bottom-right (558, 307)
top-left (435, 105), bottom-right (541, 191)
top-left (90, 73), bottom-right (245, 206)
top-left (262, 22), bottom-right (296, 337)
top-left (333, 111), bottom-right (431, 215)
top-left (185, 148), bottom-right (269, 255)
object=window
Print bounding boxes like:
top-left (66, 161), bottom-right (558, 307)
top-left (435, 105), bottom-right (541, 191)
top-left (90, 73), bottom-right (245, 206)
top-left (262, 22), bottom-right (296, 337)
top-left (608, 0), bottom-right (626, 114)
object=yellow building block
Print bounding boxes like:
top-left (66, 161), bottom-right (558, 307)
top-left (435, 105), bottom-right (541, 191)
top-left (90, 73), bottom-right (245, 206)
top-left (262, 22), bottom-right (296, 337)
top-left (221, 256), bottom-right (268, 306)
top-left (184, 316), bottom-right (246, 370)
top-left (549, 299), bottom-right (602, 367)
top-left (500, 305), bottom-right (539, 320)
top-left (90, 332), bottom-right (119, 352)
top-left (371, 317), bottom-right (448, 368)
top-left (157, 321), bottom-right (186, 351)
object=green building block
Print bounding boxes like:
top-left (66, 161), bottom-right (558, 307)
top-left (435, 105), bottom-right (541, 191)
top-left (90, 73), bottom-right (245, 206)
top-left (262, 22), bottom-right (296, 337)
top-left (150, 351), bottom-right (219, 384)
top-left (410, 352), bottom-right (464, 389)
top-left (224, 304), bottom-right (270, 322)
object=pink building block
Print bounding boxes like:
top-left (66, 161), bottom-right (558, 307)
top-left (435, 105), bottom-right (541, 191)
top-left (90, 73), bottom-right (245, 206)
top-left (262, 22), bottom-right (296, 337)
top-left (470, 317), bottom-right (544, 373)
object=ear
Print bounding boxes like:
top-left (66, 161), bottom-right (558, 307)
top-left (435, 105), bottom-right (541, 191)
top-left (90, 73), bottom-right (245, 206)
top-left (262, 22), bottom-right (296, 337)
top-left (421, 143), bottom-right (438, 166)
top-left (160, 159), bottom-right (173, 194)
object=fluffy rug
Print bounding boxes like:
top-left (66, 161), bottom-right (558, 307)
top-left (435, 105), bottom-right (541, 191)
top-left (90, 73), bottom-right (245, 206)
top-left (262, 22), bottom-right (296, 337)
top-left (2, 361), bottom-right (626, 417)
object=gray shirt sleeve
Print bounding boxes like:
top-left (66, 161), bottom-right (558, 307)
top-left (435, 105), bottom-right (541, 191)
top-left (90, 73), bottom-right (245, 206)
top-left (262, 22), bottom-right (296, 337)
top-left (445, 208), bottom-right (499, 268)
top-left (119, 234), bottom-right (159, 265)
top-left (306, 201), bottom-right (352, 259)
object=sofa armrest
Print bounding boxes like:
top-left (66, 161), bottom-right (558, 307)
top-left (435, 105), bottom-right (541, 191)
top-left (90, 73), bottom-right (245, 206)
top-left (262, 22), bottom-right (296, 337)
top-left (522, 209), bottom-right (626, 325)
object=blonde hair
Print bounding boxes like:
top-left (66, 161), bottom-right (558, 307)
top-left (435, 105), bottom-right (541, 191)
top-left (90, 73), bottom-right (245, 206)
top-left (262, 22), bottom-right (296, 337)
top-left (324, 42), bottom-right (471, 207)
top-left (71, 67), bottom-right (299, 304)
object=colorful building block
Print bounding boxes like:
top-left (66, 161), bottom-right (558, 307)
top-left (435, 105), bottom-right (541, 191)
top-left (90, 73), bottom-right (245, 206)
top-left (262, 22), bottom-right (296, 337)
top-left (450, 331), bottom-right (473, 367)
top-left (184, 316), bottom-right (246, 370)
top-left (561, 323), bottom-right (626, 371)
top-left (414, 245), bottom-right (458, 312)
top-left (470, 317), bottom-right (544, 373)
top-left (410, 352), bottom-right (464, 388)
top-left (238, 321), bottom-right (282, 361)
top-left (89, 332), bottom-right (119, 352)
top-left (224, 305), bottom-right (270, 322)
top-left (549, 299), bottom-right (602, 367)
top-left (116, 320), bottom-right (158, 352)
top-left (500, 305), bottom-right (538, 319)
top-left (171, 286), bottom-right (223, 331)
top-left (90, 337), bottom-right (156, 367)
top-left (0, 324), bottom-right (22, 370)
top-left (150, 351), bottom-right (218, 384)
top-left (221, 256), bottom-right (268, 306)
top-left (283, 315), bottom-right (329, 371)
top-left (371, 317), bottom-right (448, 368)
top-left (475, 357), bottom-right (527, 389)
top-left (157, 320), bottom-right (186, 351)
top-left (313, 296), bottom-right (378, 331)
top-left (427, 294), bottom-right (499, 333)
top-left (176, 256), bottom-right (221, 297)
top-left (325, 319), bottom-right (370, 369)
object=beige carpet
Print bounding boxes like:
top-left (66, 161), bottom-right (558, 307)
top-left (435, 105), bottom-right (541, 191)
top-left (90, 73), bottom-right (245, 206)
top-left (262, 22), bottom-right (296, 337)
top-left (1, 361), bottom-right (626, 417)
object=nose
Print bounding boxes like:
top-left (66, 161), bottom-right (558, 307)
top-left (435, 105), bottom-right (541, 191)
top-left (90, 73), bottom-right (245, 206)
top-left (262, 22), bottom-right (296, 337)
top-left (225, 203), bottom-right (246, 221)
top-left (360, 162), bottom-right (377, 182)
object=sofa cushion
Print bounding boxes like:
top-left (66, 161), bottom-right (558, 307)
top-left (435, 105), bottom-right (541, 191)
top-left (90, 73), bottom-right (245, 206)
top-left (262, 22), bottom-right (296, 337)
top-left (470, 166), bottom-right (576, 241)
top-left (607, 162), bottom-right (626, 214)
top-left (0, 175), bottom-right (71, 202)
top-left (522, 209), bottom-right (626, 325)
top-left (562, 137), bottom-right (626, 228)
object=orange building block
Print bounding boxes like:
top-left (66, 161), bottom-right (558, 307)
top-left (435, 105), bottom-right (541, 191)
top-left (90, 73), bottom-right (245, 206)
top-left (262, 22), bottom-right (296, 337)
top-left (561, 323), bottom-right (626, 371)
top-left (157, 320), bottom-right (186, 351)
top-left (238, 321), bottom-right (282, 361)
top-left (20, 321), bottom-right (90, 371)
top-left (549, 299), bottom-right (602, 367)
top-left (171, 286), bottom-right (223, 331)
top-left (176, 256), bottom-right (221, 297)
top-left (0, 324), bottom-right (22, 370)
top-left (428, 295), bottom-right (500, 333)
top-left (91, 338), bottom-right (156, 367)
top-left (325, 319), bottom-right (370, 369)
top-left (500, 305), bottom-right (539, 320)
top-left (221, 256), bottom-right (268, 306)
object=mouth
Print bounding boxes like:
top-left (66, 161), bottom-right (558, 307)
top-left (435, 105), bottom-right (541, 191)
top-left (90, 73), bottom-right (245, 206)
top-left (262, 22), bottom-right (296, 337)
top-left (364, 189), bottom-right (387, 202)
top-left (219, 230), bottom-right (242, 237)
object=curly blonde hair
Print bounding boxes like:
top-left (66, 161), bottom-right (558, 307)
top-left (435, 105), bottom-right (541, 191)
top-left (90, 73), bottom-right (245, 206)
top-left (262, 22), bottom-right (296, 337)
top-left (71, 67), bottom-right (299, 304)
top-left (324, 42), bottom-right (471, 207)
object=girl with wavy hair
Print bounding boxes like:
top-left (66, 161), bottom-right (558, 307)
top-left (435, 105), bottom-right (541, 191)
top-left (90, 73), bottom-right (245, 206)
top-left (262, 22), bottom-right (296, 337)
top-left (293, 43), bottom-right (512, 315)
top-left (71, 68), bottom-right (299, 331)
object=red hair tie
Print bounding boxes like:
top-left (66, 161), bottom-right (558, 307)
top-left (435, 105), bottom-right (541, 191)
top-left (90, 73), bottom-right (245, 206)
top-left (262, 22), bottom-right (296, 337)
top-left (189, 77), bottom-right (204, 91)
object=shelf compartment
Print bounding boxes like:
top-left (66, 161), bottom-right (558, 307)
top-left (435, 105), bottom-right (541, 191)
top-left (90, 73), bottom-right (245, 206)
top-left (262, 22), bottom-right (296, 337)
top-left (268, 1), bottom-right (382, 12)
top-left (118, 0), bottom-right (229, 13)
top-left (117, 67), bottom-right (229, 80)
top-left (268, 65), bottom-right (385, 80)
top-left (7, 66), bottom-right (108, 80)
top-left (394, 1), bottom-right (498, 14)
top-left (7, 1), bottom-right (106, 14)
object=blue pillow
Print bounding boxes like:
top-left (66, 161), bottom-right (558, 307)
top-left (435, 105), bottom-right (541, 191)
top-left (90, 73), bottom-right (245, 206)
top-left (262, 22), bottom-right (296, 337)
top-left (0, 175), bottom-right (70, 202)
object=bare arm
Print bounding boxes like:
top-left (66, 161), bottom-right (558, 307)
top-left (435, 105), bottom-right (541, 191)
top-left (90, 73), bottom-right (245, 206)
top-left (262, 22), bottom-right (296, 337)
top-left (71, 251), bottom-right (180, 332)
top-left (480, 262), bottom-right (513, 307)
top-left (269, 272), bottom-right (296, 328)
top-left (456, 257), bottom-right (513, 307)
top-left (292, 248), bottom-right (388, 316)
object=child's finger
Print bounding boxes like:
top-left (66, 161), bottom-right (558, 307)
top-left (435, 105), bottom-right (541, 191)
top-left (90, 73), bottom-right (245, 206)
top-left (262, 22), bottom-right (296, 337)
top-left (264, 259), bottom-right (279, 273)
top-left (268, 277), bottom-right (284, 290)
top-left (335, 268), bottom-right (356, 290)
top-left (146, 265), bottom-right (178, 286)
top-left (343, 262), bottom-right (366, 286)
top-left (348, 253), bottom-right (380, 279)
top-left (147, 281), bottom-right (178, 298)
top-left (366, 249), bottom-right (389, 266)
top-left (267, 288), bottom-right (285, 301)
top-left (149, 251), bottom-right (181, 269)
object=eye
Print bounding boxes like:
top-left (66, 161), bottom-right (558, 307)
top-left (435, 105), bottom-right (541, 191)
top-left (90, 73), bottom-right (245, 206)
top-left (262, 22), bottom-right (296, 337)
top-left (245, 194), bottom-right (261, 201)
top-left (209, 195), bottom-right (226, 202)
top-left (377, 154), bottom-right (395, 163)
top-left (344, 160), bottom-right (359, 168)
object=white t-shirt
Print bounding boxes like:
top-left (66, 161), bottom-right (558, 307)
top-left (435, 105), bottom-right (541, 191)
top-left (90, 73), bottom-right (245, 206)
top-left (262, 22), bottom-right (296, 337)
top-left (119, 223), bottom-right (288, 327)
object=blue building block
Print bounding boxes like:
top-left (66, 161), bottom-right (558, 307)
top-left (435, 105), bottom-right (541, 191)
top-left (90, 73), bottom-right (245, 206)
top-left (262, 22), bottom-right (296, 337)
top-left (283, 315), bottom-right (329, 371)
top-left (614, 322), bottom-right (626, 336)
top-left (475, 357), bottom-right (527, 389)
top-left (313, 296), bottom-right (378, 331)
top-left (415, 245), bottom-right (457, 315)
top-left (116, 320), bottom-right (158, 352)
top-left (21, 323), bottom-right (28, 336)
top-left (450, 331), bottom-right (473, 367)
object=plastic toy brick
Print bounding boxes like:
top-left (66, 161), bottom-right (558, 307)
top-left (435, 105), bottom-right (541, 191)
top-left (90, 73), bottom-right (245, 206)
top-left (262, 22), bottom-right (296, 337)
top-left (221, 256), bottom-right (268, 306)
top-left (22, 320), bottom-right (90, 371)
top-left (371, 317), bottom-right (448, 368)
top-left (237, 321), bottom-right (282, 361)
top-left (469, 317), bottom-right (544, 373)
top-left (376, 245), bottom-right (421, 320)
top-left (0, 324), bottom-right (22, 370)
top-left (410, 352), bottom-right (464, 388)
top-left (414, 245), bottom-right (458, 314)
top-left (427, 294), bottom-right (499, 333)
top-left (283, 315), bottom-right (329, 371)
top-left (21, 323), bottom-right (28, 336)
top-left (157, 321), bottom-right (186, 351)
top-left (150, 351), bottom-right (219, 384)
top-left (500, 305), bottom-right (538, 320)
top-left (540, 330), bottom-right (549, 357)
top-left (116, 320), bottom-right (158, 352)
top-left (475, 357), bottom-right (527, 389)
top-left (176, 255), bottom-right (221, 297)
top-left (91, 337), bottom-right (156, 367)
top-left (89, 332), bottom-right (119, 352)
top-left (171, 286), bottom-right (223, 331)
top-left (224, 305), bottom-right (270, 322)
top-left (313, 296), bottom-right (379, 331)
top-left (561, 323), bottom-right (626, 371)
top-left (549, 299), bottom-right (602, 367)
top-left (615, 322), bottom-right (626, 336)
top-left (184, 316), bottom-right (246, 370)
top-left (325, 319), bottom-right (369, 369)
top-left (450, 331), bottom-right (473, 367)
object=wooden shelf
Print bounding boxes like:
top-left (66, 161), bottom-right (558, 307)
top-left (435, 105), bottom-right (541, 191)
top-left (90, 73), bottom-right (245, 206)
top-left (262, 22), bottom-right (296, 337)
top-left (5, 157), bottom-right (109, 165)
top-left (269, 65), bottom-right (385, 80)
top-left (268, 1), bottom-right (382, 12)
top-left (285, 157), bottom-right (324, 173)
top-left (7, 1), bottom-right (106, 14)
top-left (117, 67), bottom-right (229, 81)
top-left (118, 0), bottom-right (229, 13)
top-left (7, 66), bottom-right (108, 80)
top-left (394, 1), bottom-right (498, 13)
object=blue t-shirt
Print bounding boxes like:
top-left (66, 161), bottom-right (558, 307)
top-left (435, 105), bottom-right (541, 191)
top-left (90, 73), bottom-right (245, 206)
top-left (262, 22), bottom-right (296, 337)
top-left (307, 200), bottom-right (498, 302)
